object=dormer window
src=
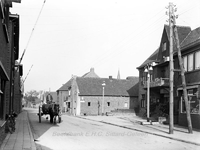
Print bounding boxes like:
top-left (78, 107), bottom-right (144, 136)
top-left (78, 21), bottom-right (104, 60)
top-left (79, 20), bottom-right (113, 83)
top-left (162, 42), bottom-right (167, 51)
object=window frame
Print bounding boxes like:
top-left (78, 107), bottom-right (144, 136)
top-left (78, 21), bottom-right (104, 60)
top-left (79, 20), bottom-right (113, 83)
top-left (195, 51), bottom-right (200, 70)
top-left (188, 53), bottom-right (194, 71)
top-left (141, 94), bottom-right (146, 108)
top-left (124, 102), bottom-right (128, 108)
top-left (183, 56), bottom-right (188, 72)
top-left (162, 42), bottom-right (167, 51)
top-left (180, 88), bottom-right (199, 114)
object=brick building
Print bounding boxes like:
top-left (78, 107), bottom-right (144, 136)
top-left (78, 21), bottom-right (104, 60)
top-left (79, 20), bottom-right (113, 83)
top-left (70, 76), bottom-right (139, 116)
top-left (137, 25), bottom-right (200, 129)
top-left (0, 0), bottom-right (22, 145)
top-left (57, 68), bottom-right (100, 112)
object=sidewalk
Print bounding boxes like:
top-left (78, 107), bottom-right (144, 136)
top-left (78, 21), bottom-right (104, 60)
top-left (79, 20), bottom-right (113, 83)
top-left (0, 110), bottom-right (36, 150)
top-left (77, 115), bottom-right (200, 146)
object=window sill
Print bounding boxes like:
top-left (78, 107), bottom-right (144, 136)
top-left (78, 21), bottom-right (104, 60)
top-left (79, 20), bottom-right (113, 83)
top-left (184, 69), bottom-right (200, 74)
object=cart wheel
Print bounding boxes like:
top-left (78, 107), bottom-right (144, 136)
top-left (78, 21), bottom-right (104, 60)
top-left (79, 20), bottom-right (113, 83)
top-left (59, 117), bottom-right (61, 123)
top-left (39, 106), bottom-right (41, 123)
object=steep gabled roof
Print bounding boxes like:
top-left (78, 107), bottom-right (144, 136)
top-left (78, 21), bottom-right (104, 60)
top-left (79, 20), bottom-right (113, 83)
top-left (137, 25), bottom-right (192, 69)
top-left (164, 24), bottom-right (191, 44)
top-left (76, 77), bottom-right (139, 97)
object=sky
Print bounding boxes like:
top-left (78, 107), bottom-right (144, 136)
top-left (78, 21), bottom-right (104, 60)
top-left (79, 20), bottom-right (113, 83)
top-left (10, 0), bottom-right (200, 93)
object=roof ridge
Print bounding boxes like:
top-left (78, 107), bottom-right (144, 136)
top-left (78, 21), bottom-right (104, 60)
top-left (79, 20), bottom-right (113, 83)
top-left (180, 30), bottom-right (192, 46)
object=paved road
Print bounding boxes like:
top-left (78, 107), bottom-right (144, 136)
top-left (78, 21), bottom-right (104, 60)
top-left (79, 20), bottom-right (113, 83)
top-left (27, 109), bottom-right (198, 150)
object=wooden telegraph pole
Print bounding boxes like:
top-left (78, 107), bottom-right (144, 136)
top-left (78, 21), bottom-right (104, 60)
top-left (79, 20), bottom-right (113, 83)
top-left (171, 3), bottom-right (193, 134)
top-left (168, 2), bottom-right (174, 134)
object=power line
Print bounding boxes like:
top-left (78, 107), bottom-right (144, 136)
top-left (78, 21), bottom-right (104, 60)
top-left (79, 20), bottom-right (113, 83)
top-left (76, 11), bottom-right (166, 75)
top-left (18, 0), bottom-right (46, 65)
top-left (23, 65), bottom-right (33, 84)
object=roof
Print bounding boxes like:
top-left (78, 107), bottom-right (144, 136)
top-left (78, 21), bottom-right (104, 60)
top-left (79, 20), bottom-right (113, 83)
top-left (164, 25), bottom-right (191, 44)
top-left (76, 77), bottom-right (139, 97)
top-left (137, 25), bottom-right (192, 69)
top-left (82, 68), bottom-right (100, 78)
top-left (137, 48), bottom-right (159, 69)
top-left (180, 27), bottom-right (200, 49)
top-left (57, 79), bottom-right (71, 91)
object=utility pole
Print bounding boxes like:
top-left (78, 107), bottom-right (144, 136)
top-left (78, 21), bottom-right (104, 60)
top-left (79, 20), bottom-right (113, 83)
top-left (168, 2), bottom-right (174, 134)
top-left (171, 4), bottom-right (193, 134)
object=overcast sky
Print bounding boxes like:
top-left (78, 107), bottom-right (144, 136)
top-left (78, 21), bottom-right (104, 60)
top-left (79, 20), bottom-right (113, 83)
top-left (11, 0), bottom-right (200, 92)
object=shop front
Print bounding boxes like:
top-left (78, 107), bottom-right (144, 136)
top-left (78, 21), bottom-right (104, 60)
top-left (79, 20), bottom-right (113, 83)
top-left (178, 85), bottom-right (200, 129)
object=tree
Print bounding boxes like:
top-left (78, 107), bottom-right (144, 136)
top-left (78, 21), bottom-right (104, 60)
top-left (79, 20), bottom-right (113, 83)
top-left (24, 90), bottom-right (39, 105)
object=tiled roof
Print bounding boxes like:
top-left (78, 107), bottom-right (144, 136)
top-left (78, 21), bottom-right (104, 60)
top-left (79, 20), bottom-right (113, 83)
top-left (82, 68), bottom-right (100, 78)
top-left (57, 79), bottom-right (71, 91)
top-left (137, 25), bottom-right (192, 69)
top-left (181, 27), bottom-right (200, 48)
top-left (164, 25), bottom-right (191, 44)
top-left (76, 77), bottom-right (139, 97)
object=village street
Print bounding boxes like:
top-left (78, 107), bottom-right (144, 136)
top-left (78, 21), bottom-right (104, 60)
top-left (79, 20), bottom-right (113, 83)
top-left (27, 108), bottom-right (199, 150)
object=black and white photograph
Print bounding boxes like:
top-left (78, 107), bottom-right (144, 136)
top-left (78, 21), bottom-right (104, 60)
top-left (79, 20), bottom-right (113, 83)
top-left (0, 0), bottom-right (200, 149)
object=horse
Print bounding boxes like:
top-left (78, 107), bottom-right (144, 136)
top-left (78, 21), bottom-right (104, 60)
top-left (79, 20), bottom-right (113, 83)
top-left (41, 103), bottom-right (61, 124)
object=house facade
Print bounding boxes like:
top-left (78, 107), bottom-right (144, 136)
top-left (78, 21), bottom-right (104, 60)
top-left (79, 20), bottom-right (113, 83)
top-left (137, 25), bottom-right (200, 129)
top-left (56, 68), bottom-right (99, 112)
top-left (0, 0), bottom-right (22, 145)
top-left (70, 76), bottom-right (139, 116)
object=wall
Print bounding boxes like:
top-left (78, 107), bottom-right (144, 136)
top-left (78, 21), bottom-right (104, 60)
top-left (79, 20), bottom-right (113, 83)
top-left (179, 113), bottom-right (200, 129)
top-left (57, 90), bottom-right (69, 112)
top-left (80, 96), bottom-right (131, 115)
top-left (13, 71), bottom-right (22, 114)
top-left (138, 69), bottom-right (147, 116)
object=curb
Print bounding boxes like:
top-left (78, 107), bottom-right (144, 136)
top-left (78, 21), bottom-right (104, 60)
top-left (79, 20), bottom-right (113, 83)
top-left (25, 111), bottom-right (37, 150)
top-left (77, 116), bottom-right (200, 146)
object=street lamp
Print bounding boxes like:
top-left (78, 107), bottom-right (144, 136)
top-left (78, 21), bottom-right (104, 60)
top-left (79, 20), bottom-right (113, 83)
top-left (144, 64), bottom-right (153, 122)
top-left (102, 81), bottom-right (106, 116)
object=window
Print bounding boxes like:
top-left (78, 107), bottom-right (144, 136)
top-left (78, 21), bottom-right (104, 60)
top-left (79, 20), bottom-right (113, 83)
top-left (195, 51), bottom-right (200, 70)
top-left (181, 88), bottom-right (199, 114)
top-left (107, 102), bottom-right (110, 107)
top-left (141, 94), bottom-right (145, 108)
top-left (162, 42), bottom-right (167, 51)
top-left (188, 54), bottom-right (194, 71)
top-left (183, 56), bottom-right (188, 72)
top-left (88, 102), bottom-right (91, 106)
top-left (124, 102), bottom-right (128, 108)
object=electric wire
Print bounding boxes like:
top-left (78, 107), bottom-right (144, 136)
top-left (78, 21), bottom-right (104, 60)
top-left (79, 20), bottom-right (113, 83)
top-left (75, 11), bottom-right (166, 75)
top-left (23, 65), bottom-right (34, 84)
top-left (19, 0), bottom-right (46, 65)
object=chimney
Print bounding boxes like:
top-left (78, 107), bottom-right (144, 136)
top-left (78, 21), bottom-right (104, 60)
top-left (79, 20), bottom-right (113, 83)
top-left (90, 68), bottom-right (94, 73)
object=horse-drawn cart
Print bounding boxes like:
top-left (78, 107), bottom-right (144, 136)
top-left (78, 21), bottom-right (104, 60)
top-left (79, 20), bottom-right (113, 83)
top-left (38, 103), bottom-right (61, 124)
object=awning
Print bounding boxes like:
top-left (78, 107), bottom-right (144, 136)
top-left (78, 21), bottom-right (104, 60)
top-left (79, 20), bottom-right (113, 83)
top-left (0, 61), bottom-right (9, 81)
